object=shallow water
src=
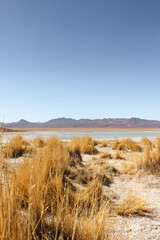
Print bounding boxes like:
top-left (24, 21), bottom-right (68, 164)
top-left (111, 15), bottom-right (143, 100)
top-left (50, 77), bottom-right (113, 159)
top-left (2, 129), bottom-right (160, 142)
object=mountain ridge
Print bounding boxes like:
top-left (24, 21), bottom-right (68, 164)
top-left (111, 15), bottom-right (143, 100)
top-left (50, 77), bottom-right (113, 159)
top-left (3, 117), bottom-right (160, 128)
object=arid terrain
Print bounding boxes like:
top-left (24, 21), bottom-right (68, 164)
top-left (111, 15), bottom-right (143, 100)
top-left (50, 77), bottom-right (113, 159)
top-left (0, 134), bottom-right (160, 239)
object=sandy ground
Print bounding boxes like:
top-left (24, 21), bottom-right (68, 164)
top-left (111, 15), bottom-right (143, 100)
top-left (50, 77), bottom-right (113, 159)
top-left (110, 174), bottom-right (160, 240)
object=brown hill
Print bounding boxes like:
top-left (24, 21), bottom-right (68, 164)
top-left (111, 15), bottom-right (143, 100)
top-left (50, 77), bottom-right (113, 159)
top-left (4, 117), bottom-right (160, 128)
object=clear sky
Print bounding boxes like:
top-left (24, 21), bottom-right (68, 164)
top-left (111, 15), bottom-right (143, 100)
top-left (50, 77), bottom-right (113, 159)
top-left (0, 0), bottom-right (160, 122)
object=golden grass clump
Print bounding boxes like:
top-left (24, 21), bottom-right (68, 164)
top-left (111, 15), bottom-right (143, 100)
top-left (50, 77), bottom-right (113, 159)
top-left (15, 144), bottom-right (68, 210)
top-left (58, 201), bottom-right (109, 240)
top-left (111, 138), bottom-right (126, 151)
top-left (80, 135), bottom-right (99, 154)
top-left (33, 136), bottom-right (46, 147)
top-left (124, 138), bottom-right (142, 152)
top-left (70, 135), bottom-right (99, 155)
top-left (3, 135), bottom-right (32, 158)
top-left (120, 162), bottom-right (137, 175)
top-left (113, 150), bottom-right (124, 160)
top-left (141, 137), bottom-right (152, 148)
top-left (120, 138), bottom-right (160, 175)
top-left (101, 139), bottom-right (109, 147)
top-left (112, 137), bottom-right (142, 152)
top-left (136, 137), bottom-right (160, 173)
top-left (116, 191), bottom-right (151, 216)
top-left (77, 179), bottom-right (104, 214)
top-left (0, 177), bottom-right (28, 239)
top-left (70, 136), bottom-right (81, 153)
top-left (99, 152), bottom-right (112, 159)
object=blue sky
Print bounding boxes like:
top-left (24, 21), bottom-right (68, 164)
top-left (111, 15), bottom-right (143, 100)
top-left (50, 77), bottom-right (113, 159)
top-left (0, 0), bottom-right (160, 122)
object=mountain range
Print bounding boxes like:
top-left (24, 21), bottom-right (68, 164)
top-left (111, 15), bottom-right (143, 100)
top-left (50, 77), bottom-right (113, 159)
top-left (1, 117), bottom-right (160, 128)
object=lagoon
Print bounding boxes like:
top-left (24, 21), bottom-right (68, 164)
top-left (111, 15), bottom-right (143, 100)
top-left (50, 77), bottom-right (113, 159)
top-left (2, 129), bottom-right (160, 142)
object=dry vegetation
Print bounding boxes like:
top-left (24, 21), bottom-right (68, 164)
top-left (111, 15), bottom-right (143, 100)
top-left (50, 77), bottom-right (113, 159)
top-left (115, 191), bottom-right (151, 216)
top-left (113, 150), bottom-right (124, 160)
top-left (0, 136), bottom-right (114, 240)
top-left (119, 137), bottom-right (160, 176)
top-left (141, 137), bottom-right (152, 148)
top-left (99, 152), bottom-right (112, 159)
top-left (100, 140), bottom-right (109, 147)
top-left (3, 135), bottom-right (33, 158)
top-left (33, 136), bottom-right (46, 148)
top-left (136, 137), bottom-right (160, 173)
top-left (112, 137), bottom-right (142, 152)
top-left (70, 135), bottom-right (98, 154)
top-left (0, 134), bottom-right (159, 239)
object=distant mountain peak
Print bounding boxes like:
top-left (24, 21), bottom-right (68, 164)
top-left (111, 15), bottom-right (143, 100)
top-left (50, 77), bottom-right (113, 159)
top-left (130, 117), bottom-right (140, 120)
top-left (18, 119), bottom-right (29, 123)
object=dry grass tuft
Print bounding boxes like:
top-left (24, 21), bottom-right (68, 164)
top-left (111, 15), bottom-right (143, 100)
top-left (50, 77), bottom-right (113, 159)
top-left (70, 136), bottom-right (99, 155)
top-left (93, 161), bottom-right (120, 177)
top-left (78, 179), bottom-right (104, 213)
top-left (111, 138), bottom-right (126, 151)
top-left (99, 152), bottom-right (112, 159)
top-left (141, 137), bottom-right (152, 148)
top-left (100, 139), bottom-right (109, 147)
top-left (112, 138), bottom-right (142, 152)
top-left (120, 163), bottom-right (137, 175)
top-left (113, 150), bottom-right (124, 160)
top-left (124, 138), bottom-right (142, 152)
top-left (33, 136), bottom-right (46, 147)
top-left (116, 191), bottom-right (151, 216)
top-left (136, 137), bottom-right (160, 173)
top-left (3, 135), bottom-right (32, 158)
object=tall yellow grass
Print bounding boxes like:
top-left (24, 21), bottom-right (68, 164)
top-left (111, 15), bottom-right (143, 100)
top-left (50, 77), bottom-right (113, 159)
top-left (101, 139), bottom-right (109, 147)
top-left (112, 137), bottom-right (142, 152)
top-left (33, 136), bottom-right (46, 147)
top-left (113, 150), bottom-right (124, 160)
top-left (3, 135), bottom-right (33, 158)
top-left (70, 136), bottom-right (98, 154)
top-left (141, 137), bottom-right (152, 148)
top-left (1, 134), bottom-right (154, 239)
top-left (136, 137), bottom-right (160, 173)
top-left (0, 136), bottom-right (112, 239)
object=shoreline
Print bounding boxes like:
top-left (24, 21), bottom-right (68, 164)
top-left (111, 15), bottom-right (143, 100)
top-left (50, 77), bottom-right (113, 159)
top-left (5, 127), bottom-right (160, 132)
